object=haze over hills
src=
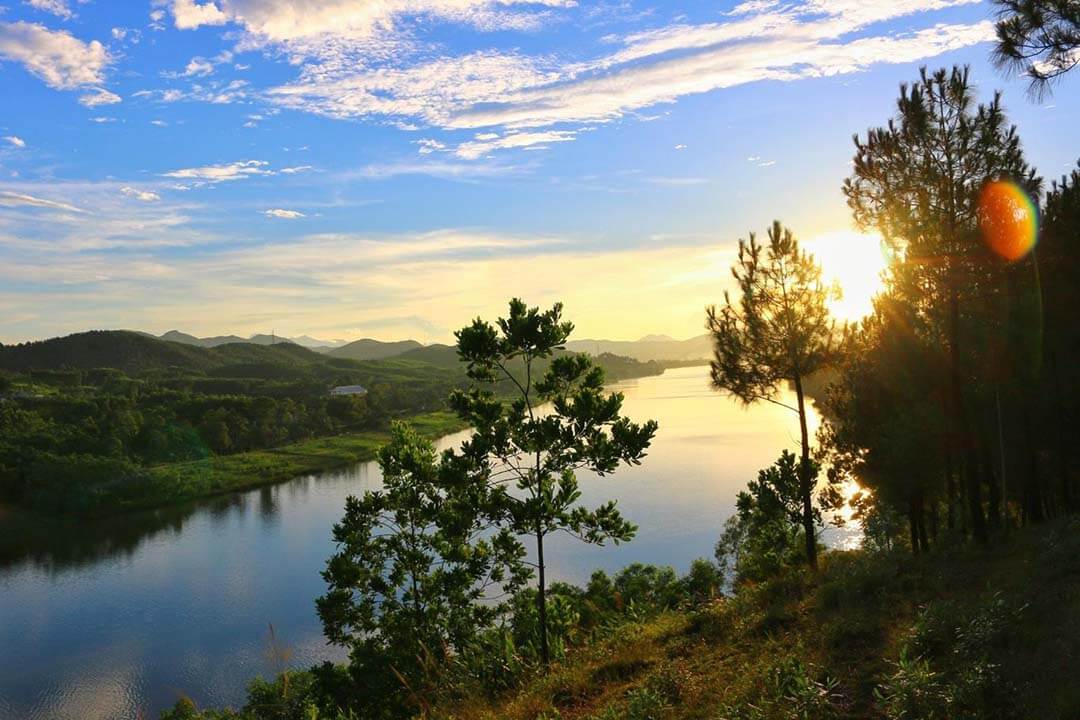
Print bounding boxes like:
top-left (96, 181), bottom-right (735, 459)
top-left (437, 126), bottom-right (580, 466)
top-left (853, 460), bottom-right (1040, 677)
top-left (2, 329), bottom-right (711, 367)
top-left (156, 330), bottom-right (349, 350)
top-left (564, 334), bottom-right (712, 363)
top-left (127, 331), bottom-right (714, 364)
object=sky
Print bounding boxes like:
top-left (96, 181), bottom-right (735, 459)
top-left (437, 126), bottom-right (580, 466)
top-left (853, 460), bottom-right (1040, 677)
top-left (0, 0), bottom-right (1077, 345)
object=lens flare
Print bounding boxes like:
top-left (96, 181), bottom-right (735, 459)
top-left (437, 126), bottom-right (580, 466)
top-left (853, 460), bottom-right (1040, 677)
top-left (979, 180), bottom-right (1038, 262)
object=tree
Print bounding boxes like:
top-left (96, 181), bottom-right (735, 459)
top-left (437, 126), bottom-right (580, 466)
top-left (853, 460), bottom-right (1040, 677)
top-left (843, 66), bottom-right (1039, 543)
top-left (451, 299), bottom-right (658, 666)
top-left (707, 221), bottom-right (838, 569)
top-left (317, 423), bottom-right (525, 716)
top-left (821, 297), bottom-right (948, 553)
top-left (715, 450), bottom-right (821, 583)
top-left (992, 0), bottom-right (1080, 97)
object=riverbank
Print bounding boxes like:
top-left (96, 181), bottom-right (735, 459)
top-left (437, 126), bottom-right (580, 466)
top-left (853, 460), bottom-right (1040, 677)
top-left (140, 410), bottom-right (468, 511)
top-left (2, 411), bottom-right (467, 523)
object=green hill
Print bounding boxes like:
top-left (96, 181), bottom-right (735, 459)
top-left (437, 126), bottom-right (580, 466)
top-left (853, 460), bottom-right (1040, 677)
top-left (328, 338), bottom-right (424, 361)
top-left (0, 330), bottom-right (221, 373)
top-left (0, 330), bottom-right (330, 375)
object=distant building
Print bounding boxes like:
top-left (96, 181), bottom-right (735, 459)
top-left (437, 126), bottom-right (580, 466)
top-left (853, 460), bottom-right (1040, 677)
top-left (330, 385), bottom-right (368, 397)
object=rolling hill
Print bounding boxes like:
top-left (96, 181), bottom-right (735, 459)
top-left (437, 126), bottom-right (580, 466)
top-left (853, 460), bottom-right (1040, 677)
top-left (328, 338), bottom-right (424, 361)
top-left (0, 331), bottom-right (329, 374)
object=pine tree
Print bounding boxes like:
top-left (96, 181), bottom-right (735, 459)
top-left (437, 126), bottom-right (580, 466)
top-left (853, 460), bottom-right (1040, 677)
top-left (707, 221), bottom-right (838, 569)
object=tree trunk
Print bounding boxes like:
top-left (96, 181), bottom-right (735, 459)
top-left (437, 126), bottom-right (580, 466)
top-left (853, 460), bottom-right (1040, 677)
top-left (948, 278), bottom-right (987, 544)
top-left (1021, 401), bottom-right (1046, 525)
top-left (793, 373), bottom-right (817, 570)
top-left (536, 525), bottom-right (550, 667)
top-left (1050, 351), bottom-right (1073, 513)
top-left (917, 492), bottom-right (930, 553)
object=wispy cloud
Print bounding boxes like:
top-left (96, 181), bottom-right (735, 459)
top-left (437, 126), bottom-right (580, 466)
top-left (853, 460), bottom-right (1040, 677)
top-left (0, 189), bottom-right (85, 213)
top-left (258, 0), bottom-right (990, 159)
top-left (121, 186), bottom-right (161, 202)
top-left (25, 0), bottom-right (74, 20)
top-left (3, 136), bottom-right (25, 148)
top-left (263, 208), bottom-right (305, 219)
top-left (162, 159), bottom-right (273, 184)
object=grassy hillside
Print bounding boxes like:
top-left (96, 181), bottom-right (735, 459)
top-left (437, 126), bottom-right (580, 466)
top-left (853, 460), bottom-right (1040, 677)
top-left (440, 520), bottom-right (1080, 720)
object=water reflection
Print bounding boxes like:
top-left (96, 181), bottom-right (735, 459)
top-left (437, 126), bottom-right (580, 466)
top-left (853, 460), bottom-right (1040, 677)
top-left (0, 366), bottom-right (854, 720)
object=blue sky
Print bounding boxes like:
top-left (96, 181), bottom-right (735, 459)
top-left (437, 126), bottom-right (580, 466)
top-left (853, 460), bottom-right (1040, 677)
top-left (1, 0), bottom-right (1076, 344)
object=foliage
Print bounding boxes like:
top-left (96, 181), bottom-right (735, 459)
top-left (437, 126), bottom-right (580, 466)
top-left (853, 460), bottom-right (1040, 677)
top-left (839, 64), bottom-right (1053, 545)
top-left (992, 0), bottom-right (1080, 96)
top-left (317, 423), bottom-right (526, 717)
top-left (716, 451), bottom-right (821, 584)
top-left (707, 221), bottom-right (839, 568)
top-left (449, 298), bottom-right (658, 664)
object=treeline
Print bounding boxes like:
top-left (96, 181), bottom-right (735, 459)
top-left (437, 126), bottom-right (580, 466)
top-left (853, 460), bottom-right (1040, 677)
top-left (819, 68), bottom-right (1080, 552)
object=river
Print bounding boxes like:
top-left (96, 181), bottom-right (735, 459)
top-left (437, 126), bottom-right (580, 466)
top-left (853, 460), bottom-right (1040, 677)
top-left (0, 366), bottom-right (853, 719)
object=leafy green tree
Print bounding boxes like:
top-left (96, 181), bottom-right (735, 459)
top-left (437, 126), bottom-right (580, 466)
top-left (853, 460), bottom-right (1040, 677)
top-left (317, 422), bottom-right (525, 716)
top-left (451, 298), bottom-right (658, 666)
top-left (716, 451), bottom-right (821, 584)
top-left (707, 221), bottom-right (838, 569)
top-left (992, 0), bottom-right (1080, 96)
top-left (843, 66), bottom-right (1039, 543)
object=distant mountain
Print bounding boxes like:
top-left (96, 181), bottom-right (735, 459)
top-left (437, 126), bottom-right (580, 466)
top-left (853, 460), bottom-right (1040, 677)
top-left (291, 335), bottom-right (349, 349)
top-left (565, 334), bottom-right (712, 363)
top-left (328, 338), bottom-right (424, 361)
top-left (156, 330), bottom-right (354, 349)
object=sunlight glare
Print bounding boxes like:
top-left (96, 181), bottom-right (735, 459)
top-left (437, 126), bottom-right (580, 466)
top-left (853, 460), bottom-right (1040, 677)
top-left (802, 230), bottom-right (889, 323)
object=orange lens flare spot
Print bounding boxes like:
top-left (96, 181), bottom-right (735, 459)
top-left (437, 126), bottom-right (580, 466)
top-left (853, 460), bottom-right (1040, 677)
top-left (979, 180), bottom-right (1038, 262)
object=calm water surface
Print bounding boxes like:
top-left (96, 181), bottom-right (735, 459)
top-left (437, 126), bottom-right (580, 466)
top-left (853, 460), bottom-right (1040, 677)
top-left (0, 366), bottom-right (847, 719)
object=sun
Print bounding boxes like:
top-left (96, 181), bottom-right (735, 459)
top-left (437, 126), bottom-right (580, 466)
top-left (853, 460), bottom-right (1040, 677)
top-left (801, 230), bottom-right (889, 323)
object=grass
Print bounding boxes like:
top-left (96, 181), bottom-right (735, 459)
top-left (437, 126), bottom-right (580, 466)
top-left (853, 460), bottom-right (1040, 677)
top-left (437, 518), bottom-right (1080, 720)
top-left (137, 411), bottom-right (469, 510)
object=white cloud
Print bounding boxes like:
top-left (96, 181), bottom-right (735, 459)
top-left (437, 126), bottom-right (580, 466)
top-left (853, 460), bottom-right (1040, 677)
top-left (169, 0), bottom-right (228, 30)
top-left (89, 116), bottom-right (116, 123)
top-left (0, 190), bottom-right (85, 213)
top-left (0, 21), bottom-right (111, 90)
top-left (415, 138), bottom-right (447, 155)
top-left (79, 87), bottom-right (122, 107)
top-left (164, 0), bottom-right (574, 48)
top-left (162, 159), bottom-right (273, 184)
top-left (267, 50), bottom-right (560, 125)
top-left (150, 119), bottom-right (168, 126)
top-left (454, 130), bottom-right (577, 159)
top-left (3, 136), bottom-right (26, 148)
top-left (263, 208), bottom-right (305, 219)
top-left (120, 186), bottom-right (161, 202)
top-left (279, 165), bottom-right (313, 174)
top-left (260, 0), bottom-right (991, 158)
top-left (182, 57), bottom-right (214, 76)
top-left (25, 0), bottom-right (73, 20)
